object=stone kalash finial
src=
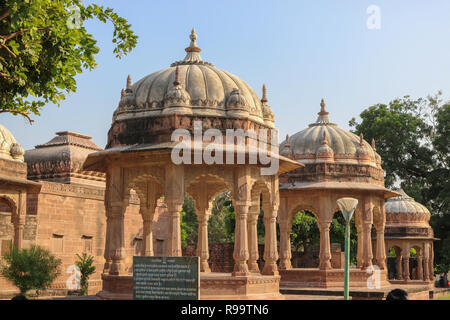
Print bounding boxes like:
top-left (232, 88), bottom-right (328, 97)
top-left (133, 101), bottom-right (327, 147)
top-left (357, 133), bottom-right (369, 160)
top-left (312, 98), bottom-right (332, 125)
top-left (117, 74), bottom-right (136, 113)
top-left (171, 28), bottom-right (212, 67)
top-left (164, 65), bottom-right (191, 110)
top-left (316, 130), bottom-right (334, 160)
top-left (126, 74), bottom-right (132, 92)
top-left (261, 84), bottom-right (268, 103)
top-left (371, 138), bottom-right (382, 167)
top-left (261, 84), bottom-right (274, 126)
top-left (280, 134), bottom-right (292, 158)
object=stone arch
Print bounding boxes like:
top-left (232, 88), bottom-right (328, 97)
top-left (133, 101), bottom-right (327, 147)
top-left (288, 203), bottom-right (319, 227)
top-left (0, 195), bottom-right (17, 222)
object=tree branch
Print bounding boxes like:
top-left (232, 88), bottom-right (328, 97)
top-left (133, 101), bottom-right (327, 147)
top-left (0, 110), bottom-right (34, 124)
top-left (0, 10), bottom-right (10, 21)
top-left (1, 26), bottom-right (51, 41)
top-left (0, 42), bottom-right (17, 57)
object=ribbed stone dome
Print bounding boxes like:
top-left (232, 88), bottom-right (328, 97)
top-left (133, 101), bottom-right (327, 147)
top-left (279, 99), bottom-right (378, 166)
top-left (113, 29), bottom-right (267, 126)
top-left (385, 189), bottom-right (431, 225)
top-left (0, 123), bottom-right (24, 162)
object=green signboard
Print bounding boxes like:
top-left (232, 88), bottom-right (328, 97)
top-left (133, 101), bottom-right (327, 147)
top-left (133, 256), bottom-right (200, 300)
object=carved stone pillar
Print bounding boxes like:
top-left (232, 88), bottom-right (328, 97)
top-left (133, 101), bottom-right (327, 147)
top-left (165, 201), bottom-right (183, 257)
top-left (247, 205), bottom-right (260, 273)
top-left (356, 223), bottom-right (363, 268)
top-left (396, 255), bottom-right (403, 280)
top-left (417, 252), bottom-right (424, 281)
top-left (103, 214), bottom-right (112, 273)
top-left (262, 205), bottom-right (279, 276)
top-left (403, 248), bottom-right (410, 281)
top-left (279, 219), bottom-right (292, 270)
top-left (141, 209), bottom-right (154, 256)
top-left (318, 220), bottom-right (332, 270)
top-left (233, 204), bottom-right (250, 276)
top-left (13, 217), bottom-right (25, 250)
top-left (429, 242), bottom-right (434, 281)
top-left (375, 229), bottom-right (386, 269)
top-left (361, 210), bottom-right (374, 269)
top-left (14, 190), bottom-right (26, 250)
top-left (374, 205), bottom-right (386, 270)
top-left (197, 211), bottom-right (211, 272)
top-left (164, 164), bottom-right (184, 257)
top-left (109, 203), bottom-right (127, 275)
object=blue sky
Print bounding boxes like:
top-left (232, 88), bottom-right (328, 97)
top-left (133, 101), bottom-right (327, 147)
top-left (4, 0), bottom-right (450, 150)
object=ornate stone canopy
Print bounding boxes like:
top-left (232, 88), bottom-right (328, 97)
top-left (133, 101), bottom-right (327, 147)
top-left (382, 189), bottom-right (435, 283)
top-left (385, 189), bottom-right (434, 237)
top-left (25, 131), bottom-right (105, 186)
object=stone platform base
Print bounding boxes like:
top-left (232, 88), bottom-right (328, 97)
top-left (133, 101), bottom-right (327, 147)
top-left (280, 268), bottom-right (390, 288)
top-left (200, 273), bottom-right (283, 300)
top-left (97, 272), bottom-right (283, 300)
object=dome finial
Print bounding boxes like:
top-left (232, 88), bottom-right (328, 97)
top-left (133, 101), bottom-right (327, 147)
top-left (126, 75), bottom-right (132, 90)
top-left (312, 97), bottom-right (331, 125)
top-left (371, 138), bottom-right (376, 151)
top-left (320, 98), bottom-right (326, 112)
top-left (185, 28), bottom-right (201, 53)
top-left (261, 84), bottom-right (268, 103)
top-left (121, 88), bottom-right (125, 97)
top-left (360, 133), bottom-right (364, 146)
top-left (174, 66), bottom-right (180, 86)
top-left (286, 134), bottom-right (290, 146)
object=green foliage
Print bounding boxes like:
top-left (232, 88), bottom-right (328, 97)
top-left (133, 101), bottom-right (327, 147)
top-left (330, 212), bottom-right (358, 265)
top-left (0, 245), bottom-right (61, 296)
top-left (290, 211), bottom-right (320, 253)
top-left (290, 211), bottom-right (358, 265)
top-left (75, 253), bottom-right (95, 296)
top-left (208, 191), bottom-right (234, 243)
top-left (180, 196), bottom-right (198, 248)
top-left (0, 0), bottom-right (138, 123)
top-left (350, 92), bottom-right (450, 273)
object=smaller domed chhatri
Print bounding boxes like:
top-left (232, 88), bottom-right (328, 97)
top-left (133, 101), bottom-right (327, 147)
top-left (385, 189), bottom-right (432, 229)
top-left (276, 98), bottom-right (399, 289)
top-left (381, 189), bottom-right (436, 283)
top-left (0, 123), bottom-right (24, 162)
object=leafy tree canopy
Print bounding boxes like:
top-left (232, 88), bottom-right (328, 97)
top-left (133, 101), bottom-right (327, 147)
top-left (350, 92), bottom-right (450, 273)
top-left (0, 0), bottom-right (138, 123)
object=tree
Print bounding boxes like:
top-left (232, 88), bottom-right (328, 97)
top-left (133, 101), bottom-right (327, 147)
top-left (208, 191), bottom-right (234, 243)
top-left (0, 245), bottom-right (61, 298)
top-left (0, 0), bottom-right (138, 123)
top-left (350, 92), bottom-right (450, 274)
top-left (290, 211), bottom-right (320, 256)
top-left (180, 196), bottom-right (198, 249)
top-left (74, 253), bottom-right (95, 296)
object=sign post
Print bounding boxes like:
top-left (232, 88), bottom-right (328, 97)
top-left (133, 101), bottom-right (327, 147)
top-left (133, 256), bottom-right (200, 300)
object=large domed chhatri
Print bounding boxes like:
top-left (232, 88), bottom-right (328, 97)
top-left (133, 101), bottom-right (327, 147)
top-left (84, 29), bottom-right (300, 300)
top-left (107, 29), bottom-right (275, 149)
